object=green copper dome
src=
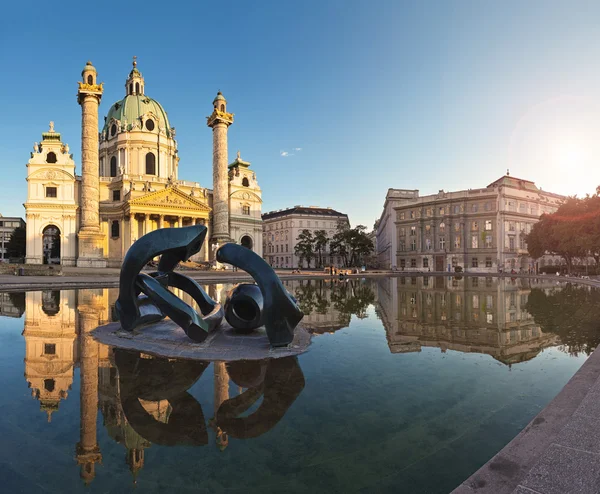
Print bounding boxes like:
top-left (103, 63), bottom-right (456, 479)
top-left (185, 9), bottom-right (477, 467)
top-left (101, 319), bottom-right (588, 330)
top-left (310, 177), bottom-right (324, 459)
top-left (213, 91), bottom-right (226, 103)
top-left (102, 94), bottom-right (171, 137)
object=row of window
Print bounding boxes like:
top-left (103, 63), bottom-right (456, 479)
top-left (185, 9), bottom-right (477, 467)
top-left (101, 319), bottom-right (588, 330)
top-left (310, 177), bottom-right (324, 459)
top-left (267, 244), bottom-right (289, 253)
top-left (400, 220), bottom-right (493, 237)
top-left (399, 233), bottom-right (494, 251)
top-left (398, 202), bottom-right (496, 220)
top-left (399, 257), bottom-right (495, 269)
top-left (266, 220), bottom-right (338, 230)
top-left (105, 152), bottom-right (156, 177)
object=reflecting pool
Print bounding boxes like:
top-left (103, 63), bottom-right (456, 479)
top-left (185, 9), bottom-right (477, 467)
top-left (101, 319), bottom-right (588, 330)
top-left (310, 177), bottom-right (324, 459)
top-left (0, 276), bottom-right (598, 493)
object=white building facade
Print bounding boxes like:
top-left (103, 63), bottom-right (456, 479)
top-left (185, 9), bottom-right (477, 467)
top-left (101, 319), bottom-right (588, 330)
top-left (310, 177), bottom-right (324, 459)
top-left (24, 60), bottom-right (262, 267)
top-left (262, 206), bottom-right (350, 269)
top-left (376, 175), bottom-right (564, 273)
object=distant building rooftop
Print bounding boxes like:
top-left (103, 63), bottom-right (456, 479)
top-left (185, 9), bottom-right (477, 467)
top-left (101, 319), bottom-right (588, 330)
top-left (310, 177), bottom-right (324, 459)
top-left (262, 206), bottom-right (348, 221)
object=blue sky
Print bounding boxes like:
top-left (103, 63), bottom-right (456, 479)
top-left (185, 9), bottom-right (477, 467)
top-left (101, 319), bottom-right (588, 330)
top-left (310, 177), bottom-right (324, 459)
top-left (2, 0), bottom-right (600, 227)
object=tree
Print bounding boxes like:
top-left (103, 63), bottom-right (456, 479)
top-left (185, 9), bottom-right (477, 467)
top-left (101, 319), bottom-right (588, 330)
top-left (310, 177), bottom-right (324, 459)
top-left (330, 223), bottom-right (374, 267)
top-left (313, 230), bottom-right (328, 268)
top-left (525, 197), bottom-right (589, 274)
top-left (294, 229), bottom-right (315, 268)
top-left (6, 226), bottom-right (26, 260)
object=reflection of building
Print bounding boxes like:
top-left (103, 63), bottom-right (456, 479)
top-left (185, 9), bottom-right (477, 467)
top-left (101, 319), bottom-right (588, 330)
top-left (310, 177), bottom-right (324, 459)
top-left (23, 291), bottom-right (77, 422)
top-left (21, 284), bottom-right (304, 484)
top-left (0, 292), bottom-right (25, 318)
top-left (376, 276), bottom-right (560, 365)
top-left (262, 206), bottom-right (349, 268)
top-left (24, 59), bottom-right (262, 267)
top-left (0, 215), bottom-right (25, 262)
top-left (376, 174), bottom-right (564, 272)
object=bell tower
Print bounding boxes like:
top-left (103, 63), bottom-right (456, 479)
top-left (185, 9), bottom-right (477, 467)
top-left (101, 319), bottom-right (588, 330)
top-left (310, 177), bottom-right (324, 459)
top-left (207, 92), bottom-right (234, 245)
top-left (77, 61), bottom-right (106, 267)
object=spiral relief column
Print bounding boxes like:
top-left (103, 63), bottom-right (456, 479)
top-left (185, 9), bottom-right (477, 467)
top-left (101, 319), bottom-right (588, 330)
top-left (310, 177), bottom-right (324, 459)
top-left (77, 61), bottom-right (106, 267)
top-left (207, 91), bottom-right (234, 249)
top-left (75, 291), bottom-right (102, 485)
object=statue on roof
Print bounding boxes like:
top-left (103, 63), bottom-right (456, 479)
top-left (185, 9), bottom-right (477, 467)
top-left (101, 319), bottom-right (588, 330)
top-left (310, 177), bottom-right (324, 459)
top-left (237, 150), bottom-right (241, 160)
top-left (49, 121), bottom-right (54, 132)
top-left (33, 142), bottom-right (38, 152)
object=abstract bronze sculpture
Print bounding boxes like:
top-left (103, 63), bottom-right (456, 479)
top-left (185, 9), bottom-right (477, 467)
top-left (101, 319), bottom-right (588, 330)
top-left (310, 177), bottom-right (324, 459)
top-left (115, 225), bottom-right (303, 347)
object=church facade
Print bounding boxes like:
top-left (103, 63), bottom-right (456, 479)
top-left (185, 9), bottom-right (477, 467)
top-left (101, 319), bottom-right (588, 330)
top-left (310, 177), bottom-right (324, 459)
top-left (24, 59), bottom-right (262, 267)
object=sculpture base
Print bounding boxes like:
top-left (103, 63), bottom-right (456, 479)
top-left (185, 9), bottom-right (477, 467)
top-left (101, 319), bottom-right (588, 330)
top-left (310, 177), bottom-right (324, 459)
top-left (77, 231), bottom-right (106, 268)
top-left (92, 319), bottom-right (311, 361)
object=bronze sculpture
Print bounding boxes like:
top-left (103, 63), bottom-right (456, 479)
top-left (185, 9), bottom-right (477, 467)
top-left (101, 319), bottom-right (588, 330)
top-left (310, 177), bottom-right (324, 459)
top-left (115, 225), bottom-right (303, 347)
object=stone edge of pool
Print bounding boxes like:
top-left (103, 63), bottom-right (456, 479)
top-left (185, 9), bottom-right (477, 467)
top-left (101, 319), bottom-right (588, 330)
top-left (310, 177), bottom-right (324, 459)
top-left (453, 336), bottom-right (600, 494)
top-left (0, 270), bottom-right (597, 293)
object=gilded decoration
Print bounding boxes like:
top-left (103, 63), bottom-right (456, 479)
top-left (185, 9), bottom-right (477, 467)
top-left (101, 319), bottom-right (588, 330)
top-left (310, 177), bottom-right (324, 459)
top-left (206, 109), bottom-right (234, 127)
top-left (78, 82), bottom-right (104, 93)
top-left (128, 187), bottom-right (211, 212)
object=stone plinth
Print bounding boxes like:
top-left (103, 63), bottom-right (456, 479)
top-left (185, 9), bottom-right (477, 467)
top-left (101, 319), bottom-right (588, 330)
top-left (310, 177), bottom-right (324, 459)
top-left (77, 231), bottom-right (106, 268)
top-left (92, 320), bottom-right (311, 361)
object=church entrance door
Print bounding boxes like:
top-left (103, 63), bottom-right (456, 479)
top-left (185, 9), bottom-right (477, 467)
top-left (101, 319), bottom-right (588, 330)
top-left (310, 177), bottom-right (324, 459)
top-left (240, 235), bottom-right (253, 250)
top-left (42, 225), bottom-right (61, 265)
top-left (435, 255), bottom-right (445, 272)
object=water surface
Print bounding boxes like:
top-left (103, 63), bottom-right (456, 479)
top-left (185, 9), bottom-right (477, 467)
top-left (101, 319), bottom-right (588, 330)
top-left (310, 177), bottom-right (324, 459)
top-left (0, 276), bottom-right (598, 493)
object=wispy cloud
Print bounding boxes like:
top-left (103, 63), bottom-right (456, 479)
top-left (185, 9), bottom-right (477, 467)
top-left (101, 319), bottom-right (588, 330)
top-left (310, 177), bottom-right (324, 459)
top-left (280, 147), bottom-right (302, 157)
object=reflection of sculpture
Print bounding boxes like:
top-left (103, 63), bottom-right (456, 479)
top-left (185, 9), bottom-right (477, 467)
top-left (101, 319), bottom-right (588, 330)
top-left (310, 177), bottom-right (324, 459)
top-left (216, 357), bottom-right (305, 439)
top-left (114, 350), bottom-right (304, 447)
top-left (116, 225), bottom-right (303, 347)
top-left (115, 350), bottom-right (209, 446)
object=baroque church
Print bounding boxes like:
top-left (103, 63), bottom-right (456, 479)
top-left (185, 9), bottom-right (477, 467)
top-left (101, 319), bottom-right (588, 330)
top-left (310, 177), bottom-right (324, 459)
top-left (24, 59), bottom-right (262, 267)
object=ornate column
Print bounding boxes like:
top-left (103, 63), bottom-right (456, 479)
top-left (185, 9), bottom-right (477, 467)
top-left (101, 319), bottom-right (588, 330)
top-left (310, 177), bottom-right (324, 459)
top-left (144, 215), bottom-right (151, 235)
top-left (75, 291), bottom-right (102, 485)
top-left (129, 214), bottom-right (136, 245)
top-left (77, 61), bottom-right (106, 267)
top-left (177, 216), bottom-right (182, 228)
top-left (207, 92), bottom-right (233, 244)
top-left (158, 215), bottom-right (164, 229)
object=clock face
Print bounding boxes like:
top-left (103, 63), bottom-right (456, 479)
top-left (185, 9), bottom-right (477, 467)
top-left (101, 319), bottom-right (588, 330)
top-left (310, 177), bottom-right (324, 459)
top-left (111, 124), bottom-right (117, 137)
top-left (145, 119), bottom-right (155, 131)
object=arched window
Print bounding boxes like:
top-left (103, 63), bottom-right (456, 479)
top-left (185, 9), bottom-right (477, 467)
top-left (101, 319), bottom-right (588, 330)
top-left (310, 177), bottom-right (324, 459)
top-left (110, 156), bottom-right (117, 177)
top-left (242, 177), bottom-right (249, 187)
top-left (87, 75), bottom-right (93, 84)
top-left (129, 83), bottom-right (133, 95)
top-left (145, 153), bottom-right (156, 175)
top-left (136, 82), bottom-right (140, 94)
top-left (111, 220), bottom-right (120, 238)
top-left (46, 152), bottom-right (57, 164)
top-left (242, 205), bottom-right (250, 215)
top-left (220, 104), bottom-right (225, 112)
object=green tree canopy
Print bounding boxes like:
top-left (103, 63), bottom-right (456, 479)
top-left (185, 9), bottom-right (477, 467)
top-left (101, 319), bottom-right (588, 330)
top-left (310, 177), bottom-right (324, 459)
top-left (294, 229), bottom-right (315, 268)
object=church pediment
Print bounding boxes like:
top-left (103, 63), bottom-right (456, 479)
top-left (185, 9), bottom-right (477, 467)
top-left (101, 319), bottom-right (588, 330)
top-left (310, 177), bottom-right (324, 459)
top-left (128, 186), bottom-right (211, 212)
top-left (28, 168), bottom-right (75, 181)
top-left (230, 189), bottom-right (262, 203)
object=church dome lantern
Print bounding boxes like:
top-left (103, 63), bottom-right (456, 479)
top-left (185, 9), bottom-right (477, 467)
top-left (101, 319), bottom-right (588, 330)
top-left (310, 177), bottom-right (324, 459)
top-left (102, 57), bottom-right (172, 139)
top-left (81, 61), bottom-right (97, 86)
top-left (213, 91), bottom-right (227, 113)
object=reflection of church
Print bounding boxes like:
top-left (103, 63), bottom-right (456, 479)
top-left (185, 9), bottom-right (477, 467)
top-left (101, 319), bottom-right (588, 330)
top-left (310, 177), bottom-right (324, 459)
top-left (22, 287), bottom-right (304, 485)
top-left (24, 59), bottom-right (262, 267)
top-left (376, 276), bottom-right (560, 365)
